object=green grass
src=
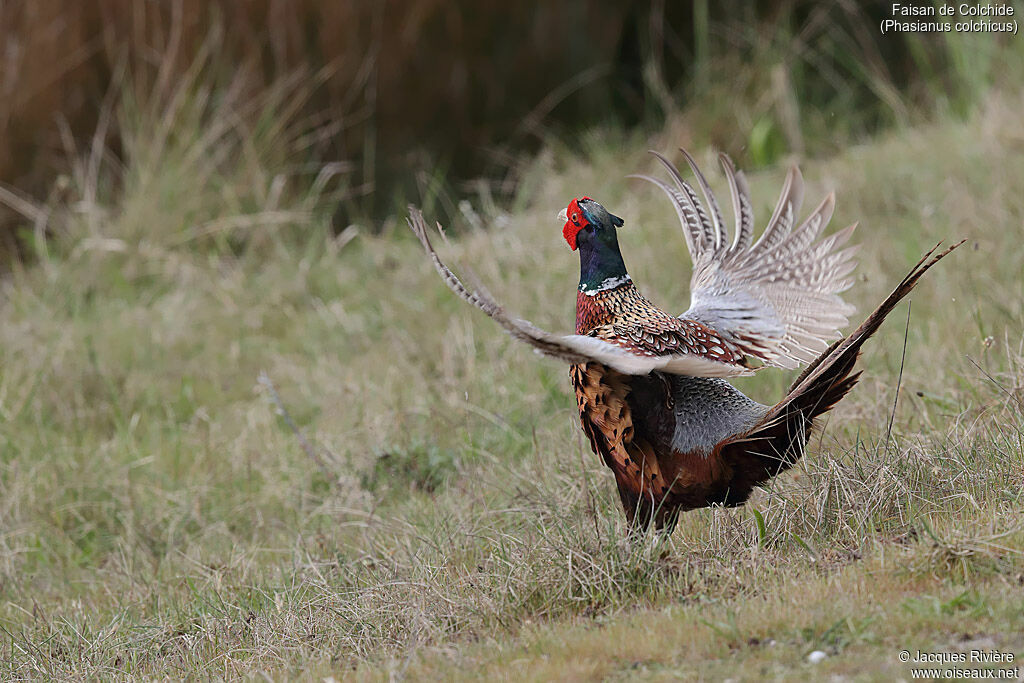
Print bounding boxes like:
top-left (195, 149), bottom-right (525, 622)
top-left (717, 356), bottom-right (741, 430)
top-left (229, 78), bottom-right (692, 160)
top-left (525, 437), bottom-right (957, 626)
top-left (1, 78), bottom-right (1023, 679)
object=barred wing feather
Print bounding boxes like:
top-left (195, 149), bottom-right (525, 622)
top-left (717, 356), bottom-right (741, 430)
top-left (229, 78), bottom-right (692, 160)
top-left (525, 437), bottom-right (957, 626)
top-left (634, 150), bottom-right (859, 369)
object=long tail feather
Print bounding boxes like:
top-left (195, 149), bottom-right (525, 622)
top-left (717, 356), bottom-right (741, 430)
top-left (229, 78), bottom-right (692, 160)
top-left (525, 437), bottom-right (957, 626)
top-left (719, 239), bottom-right (964, 505)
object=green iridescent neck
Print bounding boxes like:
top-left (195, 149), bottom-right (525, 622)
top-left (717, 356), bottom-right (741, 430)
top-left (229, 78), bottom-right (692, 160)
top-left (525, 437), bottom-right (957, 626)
top-left (578, 229), bottom-right (629, 294)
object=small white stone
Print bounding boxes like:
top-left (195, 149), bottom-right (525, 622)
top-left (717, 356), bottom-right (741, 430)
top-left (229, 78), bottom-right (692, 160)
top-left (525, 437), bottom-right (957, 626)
top-left (807, 650), bottom-right (828, 664)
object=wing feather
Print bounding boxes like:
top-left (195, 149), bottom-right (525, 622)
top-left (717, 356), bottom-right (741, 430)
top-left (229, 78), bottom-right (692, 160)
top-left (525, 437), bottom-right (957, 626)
top-left (679, 148), bottom-right (725, 250)
top-left (719, 153), bottom-right (755, 252)
top-left (407, 207), bottom-right (753, 378)
top-left (650, 150), bottom-right (715, 253)
top-left (626, 174), bottom-right (702, 258)
top-left (639, 150), bottom-right (859, 370)
top-left (750, 166), bottom-right (803, 255)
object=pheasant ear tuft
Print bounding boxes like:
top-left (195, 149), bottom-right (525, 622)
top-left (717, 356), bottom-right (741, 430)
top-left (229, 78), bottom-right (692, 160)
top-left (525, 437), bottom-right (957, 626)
top-left (610, 213), bottom-right (624, 228)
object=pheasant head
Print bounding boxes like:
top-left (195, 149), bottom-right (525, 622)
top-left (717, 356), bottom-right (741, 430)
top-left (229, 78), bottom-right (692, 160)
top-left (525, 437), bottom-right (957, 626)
top-left (559, 197), bottom-right (624, 251)
top-left (559, 197), bottom-right (629, 294)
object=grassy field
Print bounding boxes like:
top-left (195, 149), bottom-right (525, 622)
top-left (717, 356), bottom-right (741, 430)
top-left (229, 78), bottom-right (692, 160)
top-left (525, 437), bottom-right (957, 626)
top-left (1, 77), bottom-right (1023, 679)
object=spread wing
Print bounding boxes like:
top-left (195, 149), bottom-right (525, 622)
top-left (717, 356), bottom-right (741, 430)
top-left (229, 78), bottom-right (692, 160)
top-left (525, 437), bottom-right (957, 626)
top-left (630, 149), bottom-right (859, 369)
top-left (407, 207), bottom-right (754, 378)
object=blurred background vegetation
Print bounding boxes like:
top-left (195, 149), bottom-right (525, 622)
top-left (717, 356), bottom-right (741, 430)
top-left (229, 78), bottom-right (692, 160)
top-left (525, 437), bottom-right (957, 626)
top-left (1, 0), bottom-right (1020, 261)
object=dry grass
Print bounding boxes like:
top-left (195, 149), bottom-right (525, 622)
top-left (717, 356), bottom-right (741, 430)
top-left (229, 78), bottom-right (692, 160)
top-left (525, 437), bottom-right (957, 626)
top-left (0, 73), bottom-right (1022, 678)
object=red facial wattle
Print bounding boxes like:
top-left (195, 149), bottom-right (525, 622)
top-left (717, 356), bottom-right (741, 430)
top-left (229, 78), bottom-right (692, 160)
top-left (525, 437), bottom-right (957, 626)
top-left (562, 196), bottom-right (592, 251)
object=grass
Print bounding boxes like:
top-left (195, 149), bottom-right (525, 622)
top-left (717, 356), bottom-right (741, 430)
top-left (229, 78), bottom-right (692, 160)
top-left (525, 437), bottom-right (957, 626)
top-left (0, 74), bottom-right (1023, 679)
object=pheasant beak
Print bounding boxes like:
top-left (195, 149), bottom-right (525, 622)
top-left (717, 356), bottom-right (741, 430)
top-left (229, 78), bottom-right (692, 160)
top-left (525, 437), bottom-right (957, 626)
top-left (557, 208), bottom-right (568, 223)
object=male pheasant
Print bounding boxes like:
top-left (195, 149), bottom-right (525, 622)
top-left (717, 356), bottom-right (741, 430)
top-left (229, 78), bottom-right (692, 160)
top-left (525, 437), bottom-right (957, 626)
top-left (408, 149), bottom-right (960, 532)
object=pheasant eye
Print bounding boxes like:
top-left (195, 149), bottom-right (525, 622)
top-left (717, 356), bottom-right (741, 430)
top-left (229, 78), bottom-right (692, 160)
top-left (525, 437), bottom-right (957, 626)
top-left (572, 212), bottom-right (580, 225)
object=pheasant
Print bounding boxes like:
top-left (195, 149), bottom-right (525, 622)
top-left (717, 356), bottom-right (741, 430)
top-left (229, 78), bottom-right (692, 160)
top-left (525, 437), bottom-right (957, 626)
top-left (407, 149), bottom-right (960, 532)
